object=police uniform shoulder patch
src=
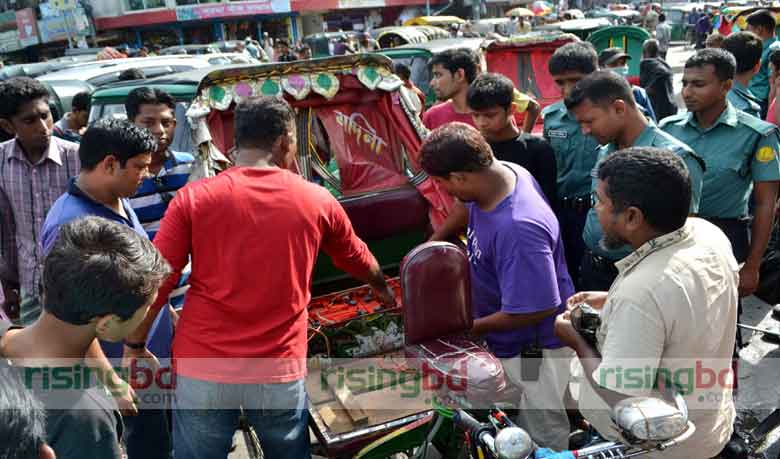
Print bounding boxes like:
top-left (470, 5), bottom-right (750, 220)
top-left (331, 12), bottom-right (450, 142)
top-left (756, 146), bottom-right (777, 163)
top-left (737, 110), bottom-right (777, 136)
top-left (541, 102), bottom-right (565, 117)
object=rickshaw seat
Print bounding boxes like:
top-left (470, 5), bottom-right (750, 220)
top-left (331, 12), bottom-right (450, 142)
top-left (342, 185), bottom-right (429, 242)
top-left (401, 242), bottom-right (506, 402)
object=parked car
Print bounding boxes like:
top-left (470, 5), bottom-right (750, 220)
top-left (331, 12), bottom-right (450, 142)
top-left (160, 44), bottom-right (220, 55)
top-left (38, 54), bottom-right (256, 87)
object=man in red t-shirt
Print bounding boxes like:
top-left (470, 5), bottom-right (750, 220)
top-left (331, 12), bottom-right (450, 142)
top-left (123, 96), bottom-right (396, 459)
top-left (422, 48), bottom-right (481, 130)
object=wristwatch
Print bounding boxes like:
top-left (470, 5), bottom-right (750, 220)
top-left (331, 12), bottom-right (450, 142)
top-left (123, 341), bottom-right (146, 350)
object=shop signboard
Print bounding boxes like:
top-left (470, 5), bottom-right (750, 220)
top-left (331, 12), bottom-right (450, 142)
top-left (177, 0), bottom-right (291, 21)
top-left (338, 0), bottom-right (386, 7)
top-left (37, 8), bottom-right (89, 43)
top-left (16, 9), bottom-right (40, 47)
top-left (0, 30), bottom-right (21, 52)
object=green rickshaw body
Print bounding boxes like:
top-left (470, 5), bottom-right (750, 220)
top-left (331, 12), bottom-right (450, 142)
top-left (587, 25), bottom-right (652, 84)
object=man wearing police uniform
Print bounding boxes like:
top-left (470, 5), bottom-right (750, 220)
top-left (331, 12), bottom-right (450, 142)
top-left (661, 49), bottom-right (780, 306)
top-left (723, 31), bottom-right (764, 119)
top-left (544, 42), bottom-right (602, 284)
top-left (566, 71), bottom-right (704, 291)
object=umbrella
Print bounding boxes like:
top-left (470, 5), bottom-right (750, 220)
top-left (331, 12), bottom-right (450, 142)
top-left (531, 0), bottom-right (553, 16)
top-left (505, 7), bottom-right (535, 17)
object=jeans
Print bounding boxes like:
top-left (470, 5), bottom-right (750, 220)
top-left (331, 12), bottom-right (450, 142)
top-left (172, 375), bottom-right (310, 459)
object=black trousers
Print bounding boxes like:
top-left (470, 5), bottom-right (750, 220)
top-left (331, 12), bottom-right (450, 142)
top-left (557, 203), bottom-right (590, 291)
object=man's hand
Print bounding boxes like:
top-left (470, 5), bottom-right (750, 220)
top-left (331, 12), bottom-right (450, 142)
top-left (566, 291), bottom-right (608, 310)
top-left (107, 373), bottom-right (139, 417)
top-left (739, 263), bottom-right (760, 298)
top-left (554, 311), bottom-right (583, 350)
top-left (371, 282), bottom-right (397, 308)
top-left (1, 281), bottom-right (20, 319)
top-left (122, 346), bottom-right (161, 383)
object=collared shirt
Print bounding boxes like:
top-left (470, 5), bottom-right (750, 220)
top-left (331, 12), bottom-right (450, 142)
top-left (0, 137), bottom-right (80, 301)
top-left (128, 150), bottom-right (194, 309)
top-left (728, 80), bottom-right (763, 119)
top-left (543, 101), bottom-right (601, 199)
top-left (582, 124), bottom-right (704, 260)
top-left (128, 150), bottom-right (194, 240)
top-left (660, 102), bottom-right (780, 218)
top-left (577, 218), bottom-right (737, 459)
top-left (749, 37), bottom-right (780, 102)
top-left (41, 179), bottom-right (146, 256)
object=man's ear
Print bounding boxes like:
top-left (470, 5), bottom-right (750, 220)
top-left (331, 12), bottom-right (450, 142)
top-left (39, 444), bottom-right (56, 459)
top-left (0, 118), bottom-right (15, 137)
top-left (508, 102), bottom-right (518, 117)
top-left (613, 98), bottom-right (627, 116)
top-left (624, 206), bottom-right (645, 230)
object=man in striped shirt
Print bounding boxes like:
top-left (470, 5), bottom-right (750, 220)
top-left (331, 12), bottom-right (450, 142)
top-left (126, 87), bottom-right (193, 308)
top-left (0, 77), bottom-right (79, 324)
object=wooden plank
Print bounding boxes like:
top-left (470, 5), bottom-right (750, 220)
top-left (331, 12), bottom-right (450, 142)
top-left (318, 406), bottom-right (338, 429)
top-left (328, 373), bottom-right (369, 427)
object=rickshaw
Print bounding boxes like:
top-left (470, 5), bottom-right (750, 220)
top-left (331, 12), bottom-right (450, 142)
top-left (184, 53), bottom-right (473, 457)
top-left (721, 6), bottom-right (780, 36)
top-left (376, 37), bottom-right (486, 107)
top-left (587, 25), bottom-right (651, 85)
top-left (402, 15), bottom-right (466, 28)
top-left (185, 54), bottom-right (456, 290)
top-left (484, 32), bottom-right (579, 130)
top-left (588, 8), bottom-right (641, 26)
top-left (375, 25), bottom-right (452, 49)
top-left (536, 17), bottom-right (611, 41)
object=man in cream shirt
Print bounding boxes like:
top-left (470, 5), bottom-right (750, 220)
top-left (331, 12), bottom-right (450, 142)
top-left (555, 147), bottom-right (737, 458)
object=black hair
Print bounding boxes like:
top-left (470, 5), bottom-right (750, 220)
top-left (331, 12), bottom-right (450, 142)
top-left (597, 147), bottom-right (691, 233)
top-left (548, 42), bottom-right (598, 76)
top-left (43, 216), bottom-right (171, 325)
top-left (79, 118), bottom-right (157, 170)
top-left (234, 96), bottom-right (295, 151)
top-left (125, 86), bottom-right (175, 122)
top-left (419, 122), bottom-right (493, 177)
top-left (722, 31), bottom-right (764, 74)
top-left (394, 62), bottom-right (412, 80)
top-left (429, 48), bottom-right (480, 84)
top-left (564, 70), bottom-right (636, 110)
top-left (746, 9), bottom-right (776, 33)
top-left (0, 77), bottom-right (49, 119)
top-left (643, 39), bottom-right (660, 58)
top-left (71, 91), bottom-right (91, 113)
top-left (467, 72), bottom-right (515, 111)
top-left (118, 68), bottom-right (146, 82)
top-left (685, 48), bottom-right (736, 81)
top-left (659, 13), bottom-right (666, 22)
top-left (0, 365), bottom-right (47, 459)
top-left (770, 48), bottom-right (780, 69)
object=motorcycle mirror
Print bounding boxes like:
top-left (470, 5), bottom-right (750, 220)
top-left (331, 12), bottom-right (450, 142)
top-left (611, 396), bottom-right (689, 443)
top-left (493, 427), bottom-right (535, 459)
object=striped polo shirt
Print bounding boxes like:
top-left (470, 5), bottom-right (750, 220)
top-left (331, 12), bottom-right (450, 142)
top-left (130, 150), bottom-right (194, 308)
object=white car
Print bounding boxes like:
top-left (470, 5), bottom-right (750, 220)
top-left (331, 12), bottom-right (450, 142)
top-left (37, 54), bottom-right (257, 87)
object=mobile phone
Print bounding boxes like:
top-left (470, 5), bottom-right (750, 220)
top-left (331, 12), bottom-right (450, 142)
top-left (520, 344), bottom-right (543, 382)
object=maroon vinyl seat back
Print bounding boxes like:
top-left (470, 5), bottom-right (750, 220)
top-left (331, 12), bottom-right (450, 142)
top-left (341, 185), bottom-right (430, 242)
top-left (401, 242), bottom-right (472, 345)
top-left (400, 241), bottom-right (507, 404)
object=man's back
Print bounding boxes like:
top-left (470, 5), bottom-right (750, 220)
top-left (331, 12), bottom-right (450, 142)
top-left (154, 167), bottom-right (374, 382)
top-left (656, 22), bottom-right (672, 50)
top-left (489, 134), bottom-right (558, 205)
top-left (580, 218), bottom-right (737, 458)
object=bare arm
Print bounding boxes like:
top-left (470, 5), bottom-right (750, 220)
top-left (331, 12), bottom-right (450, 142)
top-left (522, 99), bottom-right (542, 134)
top-left (429, 200), bottom-right (468, 241)
top-left (741, 181), bottom-right (779, 296)
top-left (471, 307), bottom-right (558, 337)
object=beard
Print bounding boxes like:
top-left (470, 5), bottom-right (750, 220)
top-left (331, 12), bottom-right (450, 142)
top-left (599, 231), bottom-right (628, 251)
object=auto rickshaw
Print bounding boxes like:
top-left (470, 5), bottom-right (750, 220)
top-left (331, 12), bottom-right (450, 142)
top-left (402, 15), bottom-right (466, 28)
top-left (376, 37), bottom-right (486, 107)
top-left (536, 17), bottom-right (611, 41)
top-left (303, 31), bottom-right (361, 58)
top-left (662, 4), bottom-right (699, 41)
top-left (587, 25), bottom-right (651, 85)
top-left (375, 25), bottom-right (452, 49)
top-left (484, 32), bottom-right (579, 129)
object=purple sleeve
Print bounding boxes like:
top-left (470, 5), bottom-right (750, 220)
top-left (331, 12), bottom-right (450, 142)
top-left (497, 221), bottom-right (561, 314)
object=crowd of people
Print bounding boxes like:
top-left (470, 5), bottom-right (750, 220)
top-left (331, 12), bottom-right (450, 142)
top-left (2, 8), bottom-right (780, 459)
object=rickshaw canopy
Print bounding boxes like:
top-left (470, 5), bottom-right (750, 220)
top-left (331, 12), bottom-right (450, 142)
top-left (403, 16), bottom-right (466, 27)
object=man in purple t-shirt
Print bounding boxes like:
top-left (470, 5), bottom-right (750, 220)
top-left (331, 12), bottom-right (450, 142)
top-left (419, 122), bottom-right (575, 450)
